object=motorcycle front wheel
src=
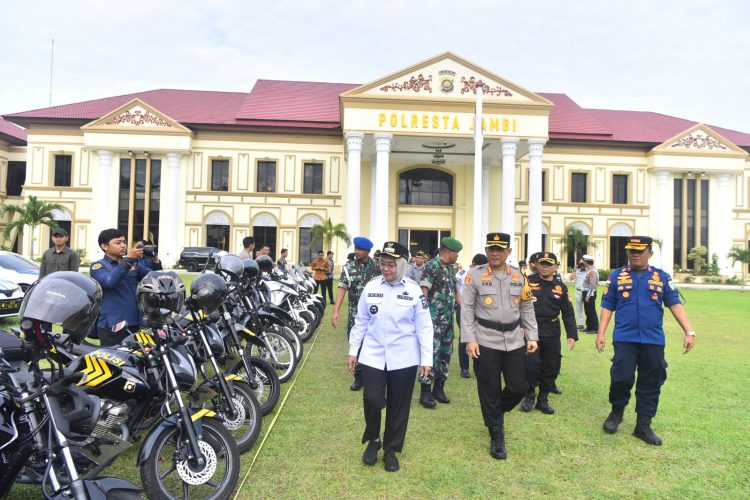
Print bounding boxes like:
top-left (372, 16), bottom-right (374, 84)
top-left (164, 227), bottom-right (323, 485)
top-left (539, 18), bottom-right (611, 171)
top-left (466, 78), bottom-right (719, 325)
top-left (140, 417), bottom-right (240, 500)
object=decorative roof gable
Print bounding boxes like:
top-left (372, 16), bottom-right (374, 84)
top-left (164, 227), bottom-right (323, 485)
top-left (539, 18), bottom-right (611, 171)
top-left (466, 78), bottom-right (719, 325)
top-left (652, 123), bottom-right (745, 156)
top-left (81, 98), bottom-right (192, 134)
top-left (342, 51), bottom-right (552, 107)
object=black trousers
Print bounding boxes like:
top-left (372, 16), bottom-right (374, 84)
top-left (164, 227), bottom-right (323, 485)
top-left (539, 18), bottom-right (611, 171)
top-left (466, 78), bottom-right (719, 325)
top-left (525, 335), bottom-right (562, 393)
top-left (98, 325), bottom-right (137, 347)
top-left (324, 278), bottom-right (334, 302)
top-left (584, 291), bottom-right (599, 331)
top-left (456, 306), bottom-right (470, 372)
top-left (360, 364), bottom-right (418, 452)
top-left (473, 345), bottom-right (528, 428)
top-left (609, 342), bottom-right (667, 417)
top-left (314, 279), bottom-right (326, 295)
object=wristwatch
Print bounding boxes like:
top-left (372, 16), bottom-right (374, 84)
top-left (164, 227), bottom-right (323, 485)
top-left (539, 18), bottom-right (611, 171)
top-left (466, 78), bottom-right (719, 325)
top-left (684, 331), bottom-right (696, 337)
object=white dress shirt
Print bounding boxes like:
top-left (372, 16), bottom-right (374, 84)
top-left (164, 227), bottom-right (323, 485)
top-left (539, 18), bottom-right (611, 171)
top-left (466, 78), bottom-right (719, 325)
top-left (348, 276), bottom-right (434, 370)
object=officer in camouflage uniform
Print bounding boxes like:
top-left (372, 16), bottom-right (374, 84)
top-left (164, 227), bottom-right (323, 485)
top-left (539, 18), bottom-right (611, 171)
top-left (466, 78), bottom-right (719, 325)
top-left (332, 236), bottom-right (380, 391)
top-left (419, 236), bottom-right (463, 408)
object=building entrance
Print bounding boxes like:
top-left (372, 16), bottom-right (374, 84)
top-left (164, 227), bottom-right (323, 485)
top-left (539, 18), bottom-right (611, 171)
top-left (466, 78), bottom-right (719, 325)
top-left (398, 228), bottom-right (452, 258)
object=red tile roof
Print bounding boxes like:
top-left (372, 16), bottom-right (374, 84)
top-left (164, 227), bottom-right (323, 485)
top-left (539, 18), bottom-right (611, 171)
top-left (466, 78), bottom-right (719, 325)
top-left (0, 117), bottom-right (26, 145)
top-left (4, 81), bottom-right (750, 147)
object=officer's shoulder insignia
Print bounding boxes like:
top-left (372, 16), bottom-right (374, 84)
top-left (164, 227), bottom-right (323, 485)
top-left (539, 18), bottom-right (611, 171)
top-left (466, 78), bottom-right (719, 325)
top-left (420, 297), bottom-right (429, 309)
top-left (465, 273), bottom-right (472, 284)
top-left (91, 263), bottom-right (103, 270)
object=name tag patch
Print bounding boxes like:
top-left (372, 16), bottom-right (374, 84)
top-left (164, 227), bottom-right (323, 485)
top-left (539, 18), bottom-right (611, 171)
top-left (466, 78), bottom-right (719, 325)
top-left (368, 293), bottom-right (384, 298)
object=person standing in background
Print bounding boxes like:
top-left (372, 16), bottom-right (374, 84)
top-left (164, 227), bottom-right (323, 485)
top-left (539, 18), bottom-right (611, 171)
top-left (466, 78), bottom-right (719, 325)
top-left (582, 255), bottom-right (599, 333)
top-left (569, 260), bottom-right (588, 331)
top-left (325, 251), bottom-right (335, 304)
top-left (312, 250), bottom-right (328, 294)
top-left (239, 236), bottom-right (255, 260)
top-left (39, 228), bottom-right (80, 278)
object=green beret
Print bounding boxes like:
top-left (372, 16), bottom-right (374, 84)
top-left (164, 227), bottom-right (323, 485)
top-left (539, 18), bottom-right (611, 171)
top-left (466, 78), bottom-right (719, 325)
top-left (441, 236), bottom-right (463, 252)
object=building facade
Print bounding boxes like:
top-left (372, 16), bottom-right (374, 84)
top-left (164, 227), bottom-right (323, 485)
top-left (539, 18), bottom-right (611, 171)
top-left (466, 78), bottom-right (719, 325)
top-left (3, 53), bottom-right (750, 275)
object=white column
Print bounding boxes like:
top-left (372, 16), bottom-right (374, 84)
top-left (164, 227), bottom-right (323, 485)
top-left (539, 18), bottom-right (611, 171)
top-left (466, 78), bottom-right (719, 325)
top-left (481, 164), bottom-right (489, 238)
top-left (373, 133), bottom-right (392, 249)
top-left (160, 152), bottom-right (183, 267)
top-left (370, 163), bottom-right (377, 240)
top-left (92, 150), bottom-right (114, 261)
top-left (526, 139), bottom-right (546, 259)
top-left (653, 170), bottom-right (673, 273)
top-left (344, 132), bottom-right (364, 249)
top-left (713, 173), bottom-right (733, 276)
top-left (500, 138), bottom-right (518, 241)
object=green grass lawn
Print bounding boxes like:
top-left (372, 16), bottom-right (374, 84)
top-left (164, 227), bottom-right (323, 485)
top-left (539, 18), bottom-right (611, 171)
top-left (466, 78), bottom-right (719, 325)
top-left (6, 285), bottom-right (750, 498)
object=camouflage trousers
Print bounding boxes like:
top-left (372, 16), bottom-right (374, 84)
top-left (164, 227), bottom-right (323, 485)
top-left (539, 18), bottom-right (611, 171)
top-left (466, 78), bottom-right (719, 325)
top-left (424, 320), bottom-right (454, 384)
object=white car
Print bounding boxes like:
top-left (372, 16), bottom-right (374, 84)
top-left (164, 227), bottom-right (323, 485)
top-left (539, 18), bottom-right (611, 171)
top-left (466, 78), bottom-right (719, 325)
top-left (0, 251), bottom-right (40, 292)
top-left (0, 278), bottom-right (23, 318)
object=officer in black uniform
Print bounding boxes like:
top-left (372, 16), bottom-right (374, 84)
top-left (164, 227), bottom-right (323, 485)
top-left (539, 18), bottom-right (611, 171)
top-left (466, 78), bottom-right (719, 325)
top-left (520, 252), bottom-right (578, 414)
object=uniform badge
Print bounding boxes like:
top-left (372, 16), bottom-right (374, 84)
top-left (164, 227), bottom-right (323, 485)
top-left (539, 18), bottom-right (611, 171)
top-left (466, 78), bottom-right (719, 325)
top-left (91, 263), bottom-right (103, 270)
top-left (420, 297), bottom-right (428, 309)
top-left (484, 297), bottom-right (493, 306)
top-left (651, 293), bottom-right (658, 301)
top-left (668, 278), bottom-right (676, 290)
top-left (514, 298), bottom-right (519, 304)
top-left (623, 291), bottom-right (630, 298)
top-left (370, 305), bottom-right (379, 314)
top-left (465, 273), bottom-right (472, 284)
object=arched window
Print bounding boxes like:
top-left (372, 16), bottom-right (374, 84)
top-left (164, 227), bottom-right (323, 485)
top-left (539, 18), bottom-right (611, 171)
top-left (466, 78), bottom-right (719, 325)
top-left (298, 214), bottom-right (324, 265)
top-left (49, 208), bottom-right (72, 248)
top-left (252, 213), bottom-right (278, 260)
top-left (609, 223), bottom-right (633, 269)
top-left (205, 212), bottom-right (230, 250)
top-left (399, 168), bottom-right (453, 206)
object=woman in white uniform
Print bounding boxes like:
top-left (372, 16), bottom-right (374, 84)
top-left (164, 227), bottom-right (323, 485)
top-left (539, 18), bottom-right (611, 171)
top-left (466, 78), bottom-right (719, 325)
top-left (348, 241), bottom-right (434, 472)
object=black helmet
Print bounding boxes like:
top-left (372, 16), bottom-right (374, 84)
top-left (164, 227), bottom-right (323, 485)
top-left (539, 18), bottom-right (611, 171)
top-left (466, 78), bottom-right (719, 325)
top-left (19, 272), bottom-right (102, 343)
top-left (137, 271), bottom-right (186, 326)
top-left (256, 255), bottom-right (274, 273)
top-left (242, 259), bottom-right (259, 281)
top-left (187, 273), bottom-right (227, 315)
top-left (216, 254), bottom-right (244, 284)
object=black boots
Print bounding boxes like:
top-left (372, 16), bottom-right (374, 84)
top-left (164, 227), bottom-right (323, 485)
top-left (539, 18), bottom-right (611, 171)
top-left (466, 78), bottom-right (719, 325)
top-left (432, 379), bottom-right (450, 404)
top-left (350, 371), bottom-right (363, 391)
top-left (520, 390), bottom-right (535, 412)
top-left (549, 384), bottom-right (563, 395)
top-left (602, 406), bottom-right (624, 434)
top-left (383, 449), bottom-right (400, 472)
top-left (488, 425), bottom-right (507, 459)
top-left (460, 368), bottom-right (470, 378)
top-left (535, 392), bottom-right (555, 414)
top-left (362, 440), bottom-right (381, 465)
top-left (633, 414), bottom-right (662, 446)
top-left (419, 383), bottom-right (436, 408)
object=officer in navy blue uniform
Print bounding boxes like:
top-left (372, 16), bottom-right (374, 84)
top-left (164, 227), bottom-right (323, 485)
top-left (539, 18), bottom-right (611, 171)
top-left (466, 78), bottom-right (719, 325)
top-left (596, 236), bottom-right (696, 445)
top-left (91, 228), bottom-right (152, 346)
top-left (520, 252), bottom-right (578, 415)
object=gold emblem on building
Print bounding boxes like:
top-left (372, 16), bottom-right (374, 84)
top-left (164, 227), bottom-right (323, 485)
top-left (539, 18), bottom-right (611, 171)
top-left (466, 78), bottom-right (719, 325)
top-left (439, 70), bottom-right (455, 94)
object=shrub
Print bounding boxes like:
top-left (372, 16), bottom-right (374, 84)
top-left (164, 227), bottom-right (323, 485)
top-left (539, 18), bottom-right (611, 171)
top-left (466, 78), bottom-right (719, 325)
top-left (597, 268), bottom-right (612, 281)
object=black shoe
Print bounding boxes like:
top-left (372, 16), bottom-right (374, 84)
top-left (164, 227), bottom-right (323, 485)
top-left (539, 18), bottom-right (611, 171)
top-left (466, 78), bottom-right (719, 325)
top-left (585, 329), bottom-right (598, 334)
top-left (362, 440), bottom-right (381, 465)
top-left (633, 414), bottom-right (662, 446)
top-left (350, 372), bottom-right (363, 391)
top-left (489, 426), bottom-right (507, 460)
top-left (535, 392), bottom-right (555, 414)
top-left (383, 449), bottom-right (400, 472)
top-left (432, 379), bottom-right (450, 404)
top-left (577, 325), bottom-right (585, 331)
top-left (520, 390), bottom-right (535, 412)
top-left (419, 383), bottom-right (436, 408)
top-left (603, 406), bottom-right (624, 434)
top-left (330, 301), bottom-right (335, 305)
top-left (460, 369), bottom-right (470, 379)
top-left (549, 385), bottom-right (562, 395)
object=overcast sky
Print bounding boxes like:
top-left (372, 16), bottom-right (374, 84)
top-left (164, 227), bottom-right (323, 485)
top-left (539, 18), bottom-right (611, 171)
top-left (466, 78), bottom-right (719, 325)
top-left (2, 0), bottom-right (748, 133)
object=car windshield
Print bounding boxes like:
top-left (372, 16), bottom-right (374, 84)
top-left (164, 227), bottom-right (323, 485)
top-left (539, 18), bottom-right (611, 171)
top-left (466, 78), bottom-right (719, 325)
top-left (0, 253), bottom-right (39, 271)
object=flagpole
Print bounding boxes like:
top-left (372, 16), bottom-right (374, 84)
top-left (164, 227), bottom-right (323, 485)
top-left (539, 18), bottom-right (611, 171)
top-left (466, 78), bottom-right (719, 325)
top-left (473, 82), bottom-right (484, 256)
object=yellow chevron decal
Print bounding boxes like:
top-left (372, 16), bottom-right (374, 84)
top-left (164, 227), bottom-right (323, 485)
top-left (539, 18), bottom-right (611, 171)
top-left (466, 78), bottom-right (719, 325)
top-left (242, 328), bottom-right (256, 337)
top-left (86, 358), bottom-right (112, 387)
top-left (224, 374), bottom-right (242, 381)
top-left (76, 355), bottom-right (95, 386)
top-left (190, 409), bottom-right (217, 422)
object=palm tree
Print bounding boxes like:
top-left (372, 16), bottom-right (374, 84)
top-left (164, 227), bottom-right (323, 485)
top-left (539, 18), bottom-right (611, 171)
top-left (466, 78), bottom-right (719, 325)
top-left (310, 218), bottom-right (351, 253)
top-left (0, 196), bottom-right (65, 259)
top-left (728, 247), bottom-right (750, 292)
top-left (559, 227), bottom-right (590, 270)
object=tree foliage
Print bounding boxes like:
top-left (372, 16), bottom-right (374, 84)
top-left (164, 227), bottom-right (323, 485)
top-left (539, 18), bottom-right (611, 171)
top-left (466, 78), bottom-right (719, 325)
top-left (687, 246), bottom-right (708, 274)
top-left (310, 218), bottom-right (351, 253)
top-left (728, 246), bottom-right (750, 292)
top-left (0, 196), bottom-right (64, 259)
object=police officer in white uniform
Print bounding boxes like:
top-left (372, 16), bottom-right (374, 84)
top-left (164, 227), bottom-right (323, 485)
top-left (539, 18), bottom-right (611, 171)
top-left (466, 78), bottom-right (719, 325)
top-left (348, 242), bottom-right (434, 472)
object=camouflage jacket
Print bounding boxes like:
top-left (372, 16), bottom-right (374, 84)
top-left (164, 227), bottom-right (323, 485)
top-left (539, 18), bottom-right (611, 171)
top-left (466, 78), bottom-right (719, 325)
top-left (339, 257), bottom-right (380, 308)
top-left (419, 257), bottom-right (457, 325)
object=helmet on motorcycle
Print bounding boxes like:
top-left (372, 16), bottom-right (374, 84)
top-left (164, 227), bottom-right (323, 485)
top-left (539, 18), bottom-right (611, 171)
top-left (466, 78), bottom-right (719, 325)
top-left (242, 259), bottom-right (260, 281)
top-left (137, 271), bottom-right (186, 326)
top-left (187, 273), bottom-right (227, 315)
top-left (19, 271), bottom-right (102, 343)
top-left (256, 255), bottom-right (274, 273)
top-left (216, 254), bottom-right (244, 284)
